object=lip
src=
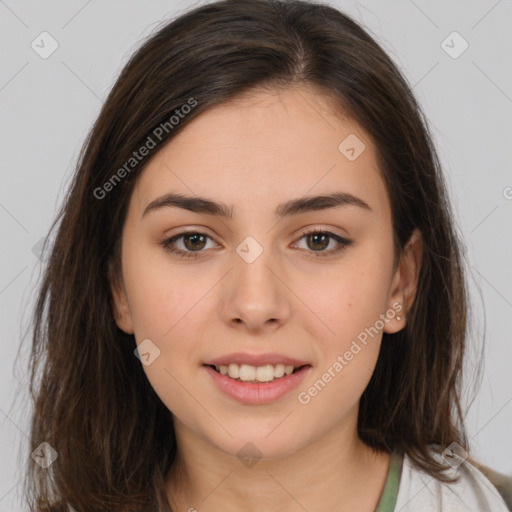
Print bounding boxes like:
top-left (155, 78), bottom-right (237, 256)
top-left (203, 364), bottom-right (312, 404)
top-left (204, 352), bottom-right (310, 367)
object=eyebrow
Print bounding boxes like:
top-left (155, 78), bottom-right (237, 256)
top-left (142, 191), bottom-right (372, 219)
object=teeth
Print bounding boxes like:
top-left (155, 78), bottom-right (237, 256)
top-left (227, 363), bottom-right (240, 379)
top-left (218, 363), bottom-right (297, 382)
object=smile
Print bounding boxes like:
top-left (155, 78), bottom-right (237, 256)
top-left (203, 363), bottom-right (312, 404)
top-left (209, 363), bottom-right (304, 383)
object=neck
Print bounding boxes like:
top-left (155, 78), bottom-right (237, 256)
top-left (165, 415), bottom-right (390, 512)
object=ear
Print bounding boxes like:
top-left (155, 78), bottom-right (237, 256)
top-left (108, 261), bottom-right (134, 335)
top-left (384, 228), bottom-right (423, 334)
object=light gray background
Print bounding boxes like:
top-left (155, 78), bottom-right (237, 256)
top-left (0, 0), bottom-right (511, 510)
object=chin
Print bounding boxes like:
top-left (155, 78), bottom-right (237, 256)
top-left (210, 427), bottom-right (307, 463)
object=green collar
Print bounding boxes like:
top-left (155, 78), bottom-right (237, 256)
top-left (374, 450), bottom-right (403, 512)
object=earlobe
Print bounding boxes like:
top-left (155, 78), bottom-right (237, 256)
top-left (109, 266), bottom-right (134, 335)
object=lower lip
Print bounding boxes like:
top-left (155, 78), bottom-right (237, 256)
top-left (203, 364), bottom-right (312, 404)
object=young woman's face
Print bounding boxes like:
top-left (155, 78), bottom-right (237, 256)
top-left (112, 85), bottom-right (420, 460)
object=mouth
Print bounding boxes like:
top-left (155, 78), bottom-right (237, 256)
top-left (202, 362), bottom-right (313, 404)
top-left (203, 363), bottom-right (311, 383)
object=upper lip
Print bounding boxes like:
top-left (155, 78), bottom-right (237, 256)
top-left (204, 352), bottom-right (310, 368)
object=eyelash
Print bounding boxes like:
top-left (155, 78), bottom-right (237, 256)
top-left (160, 228), bottom-right (353, 260)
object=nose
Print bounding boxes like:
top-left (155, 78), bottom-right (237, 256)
top-left (218, 244), bottom-right (291, 333)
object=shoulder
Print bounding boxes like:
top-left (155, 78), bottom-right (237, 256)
top-left (394, 447), bottom-right (510, 511)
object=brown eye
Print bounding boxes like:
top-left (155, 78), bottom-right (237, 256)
top-left (161, 231), bottom-right (216, 259)
top-left (305, 232), bottom-right (330, 251)
top-left (182, 233), bottom-right (207, 251)
top-left (161, 228), bottom-right (352, 260)
top-left (294, 229), bottom-right (353, 257)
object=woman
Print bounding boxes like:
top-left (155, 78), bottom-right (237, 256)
top-left (25, 0), bottom-right (511, 510)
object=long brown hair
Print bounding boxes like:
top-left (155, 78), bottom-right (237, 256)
top-left (24, 0), bottom-right (480, 510)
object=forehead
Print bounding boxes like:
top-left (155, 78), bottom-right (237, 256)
top-left (132, 85), bottom-right (390, 222)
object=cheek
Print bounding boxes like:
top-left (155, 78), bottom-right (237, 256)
top-left (306, 258), bottom-right (391, 387)
top-left (304, 278), bottom-right (386, 415)
top-left (122, 241), bottom-right (200, 335)
top-left (122, 242), bottom-right (214, 385)
top-left (311, 264), bottom-right (390, 339)
top-left (124, 254), bottom-right (203, 418)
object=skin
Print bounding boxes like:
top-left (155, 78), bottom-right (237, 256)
top-left (111, 84), bottom-right (423, 512)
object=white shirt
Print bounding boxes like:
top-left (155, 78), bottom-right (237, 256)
top-left (394, 450), bottom-right (510, 511)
